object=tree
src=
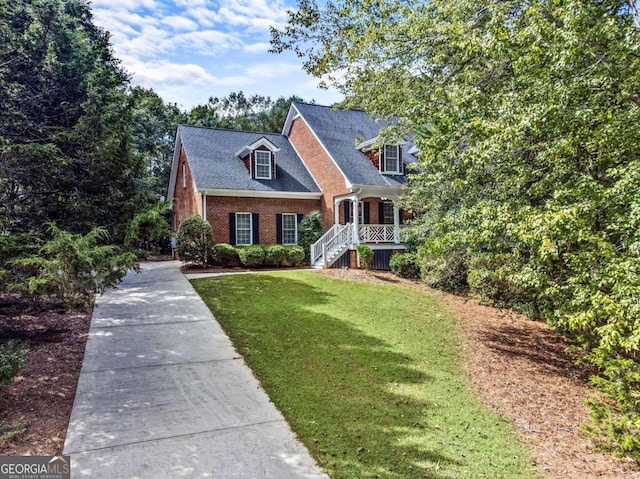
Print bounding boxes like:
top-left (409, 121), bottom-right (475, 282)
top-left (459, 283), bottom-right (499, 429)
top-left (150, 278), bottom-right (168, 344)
top-left (129, 87), bottom-right (187, 201)
top-left (273, 0), bottom-right (640, 458)
top-left (187, 91), bottom-right (309, 133)
top-left (0, 0), bottom-right (143, 239)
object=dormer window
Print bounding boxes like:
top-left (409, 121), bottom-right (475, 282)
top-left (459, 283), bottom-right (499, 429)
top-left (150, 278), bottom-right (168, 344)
top-left (255, 150), bottom-right (272, 179)
top-left (235, 137), bottom-right (280, 180)
top-left (382, 144), bottom-right (400, 174)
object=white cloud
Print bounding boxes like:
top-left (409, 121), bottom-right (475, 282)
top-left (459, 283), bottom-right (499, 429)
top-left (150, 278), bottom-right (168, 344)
top-left (242, 42), bottom-right (271, 54)
top-left (90, 1), bottom-right (343, 109)
top-left (161, 15), bottom-right (199, 32)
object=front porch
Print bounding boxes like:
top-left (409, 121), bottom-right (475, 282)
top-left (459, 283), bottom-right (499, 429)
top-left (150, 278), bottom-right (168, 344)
top-left (311, 188), bottom-right (408, 269)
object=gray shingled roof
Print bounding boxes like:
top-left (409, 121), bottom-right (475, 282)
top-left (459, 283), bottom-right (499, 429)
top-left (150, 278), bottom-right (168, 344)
top-left (178, 125), bottom-right (320, 194)
top-left (291, 103), bottom-right (418, 187)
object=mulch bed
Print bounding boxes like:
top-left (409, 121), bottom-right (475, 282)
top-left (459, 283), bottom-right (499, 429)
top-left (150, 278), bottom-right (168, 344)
top-left (0, 294), bottom-right (91, 455)
top-left (320, 268), bottom-right (640, 479)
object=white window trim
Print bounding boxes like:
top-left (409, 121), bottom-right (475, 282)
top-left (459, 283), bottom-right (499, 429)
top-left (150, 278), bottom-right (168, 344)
top-left (254, 150), bottom-right (272, 179)
top-left (383, 144), bottom-right (401, 175)
top-left (358, 201), bottom-right (364, 225)
top-left (282, 213), bottom-right (298, 245)
top-left (235, 212), bottom-right (253, 246)
top-left (182, 163), bottom-right (186, 188)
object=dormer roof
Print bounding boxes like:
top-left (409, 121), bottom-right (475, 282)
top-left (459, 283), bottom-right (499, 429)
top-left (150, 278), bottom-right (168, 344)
top-left (234, 136), bottom-right (281, 159)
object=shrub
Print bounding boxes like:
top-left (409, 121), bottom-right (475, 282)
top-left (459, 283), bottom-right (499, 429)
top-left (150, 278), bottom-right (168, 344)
top-left (467, 253), bottom-right (537, 312)
top-left (419, 249), bottom-right (469, 292)
top-left (0, 340), bottom-right (28, 395)
top-left (264, 244), bottom-right (287, 267)
top-left (125, 201), bottom-right (171, 253)
top-left (297, 211), bottom-right (323, 261)
top-left (238, 245), bottom-right (265, 267)
top-left (285, 245), bottom-right (305, 266)
top-left (213, 243), bottom-right (240, 267)
top-left (176, 216), bottom-right (213, 265)
top-left (12, 223), bottom-right (137, 307)
top-left (356, 244), bottom-right (374, 271)
top-left (389, 253), bottom-right (421, 279)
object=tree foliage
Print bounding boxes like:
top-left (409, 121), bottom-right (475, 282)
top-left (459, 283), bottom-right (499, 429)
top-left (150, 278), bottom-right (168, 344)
top-left (13, 223), bottom-right (137, 307)
top-left (0, 0), bottom-right (143, 238)
top-left (187, 91), bottom-right (309, 133)
top-left (129, 86), bottom-right (187, 201)
top-left (274, 0), bottom-right (640, 457)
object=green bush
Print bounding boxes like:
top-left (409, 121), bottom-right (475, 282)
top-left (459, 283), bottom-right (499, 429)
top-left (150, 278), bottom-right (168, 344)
top-left (125, 201), bottom-right (171, 253)
top-left (0, 340), bottom-right (28, 395)
top-left (213, 243), bottom-right (240, 267)
top-left (264, 244), bottom-right (287, 267)
top-left (176, 216), bottom-right (213, 265)
top-left (467, 253), bottom-right (537, 312)
top-left (285, 245), bottom-right (305, 266)
top-left (389, 253), bottom-right (421, 279)
top-left (12, 224), bottom-right (137, 307)
top-left (238, 245), bottom-right (265, 267)
top-left (419, 249), bottom-right (469, 292)
top-left (584, 357), bottom-right (640, 457)
top-left (356, 244), bottom-right (374, 271)
top-left (297, 211), bottom-right (323, 261)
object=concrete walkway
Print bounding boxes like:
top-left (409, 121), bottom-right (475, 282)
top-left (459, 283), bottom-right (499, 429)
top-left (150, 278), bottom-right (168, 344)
top-left (63, 261), bottom-right (327, 479)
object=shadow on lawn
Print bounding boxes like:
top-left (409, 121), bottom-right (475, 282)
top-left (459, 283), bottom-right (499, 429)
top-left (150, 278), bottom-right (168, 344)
top-left (194, 274), bottom-right (465, 479)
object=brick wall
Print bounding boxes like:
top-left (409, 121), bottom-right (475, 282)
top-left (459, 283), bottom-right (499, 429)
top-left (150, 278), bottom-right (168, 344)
top-left (288, 117), bottom-right (350, 230)
top-left (205, 195), bottom-right (321, 245)
top-left (172, 147), bottom-right (201, 230)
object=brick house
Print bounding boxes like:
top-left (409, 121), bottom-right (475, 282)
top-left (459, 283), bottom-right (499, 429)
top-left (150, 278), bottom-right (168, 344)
top-left (167, 102), bottom-right (418, 269)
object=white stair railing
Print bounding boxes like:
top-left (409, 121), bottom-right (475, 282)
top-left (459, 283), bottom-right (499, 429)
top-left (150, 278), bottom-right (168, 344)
top-left (310, 224), bottom-right (341, 266)
top-left (321, 224), bottom-right (352, 267)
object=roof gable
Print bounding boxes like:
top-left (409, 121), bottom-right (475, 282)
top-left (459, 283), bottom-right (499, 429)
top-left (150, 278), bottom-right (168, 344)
top-left (284, 103), bottom-right (418, 188)
top-left (170, 125), bottom-right (320, 197)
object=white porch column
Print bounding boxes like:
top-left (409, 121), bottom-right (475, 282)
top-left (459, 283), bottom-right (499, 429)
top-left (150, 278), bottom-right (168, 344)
top-left (334, 198), bottom-right (340, 225)
top-left (202, 193), bottom-right (207, 221)
top-left (393, 204), bottom-right (400, 243)
top-left (352, 198), bottom-right (359, 244)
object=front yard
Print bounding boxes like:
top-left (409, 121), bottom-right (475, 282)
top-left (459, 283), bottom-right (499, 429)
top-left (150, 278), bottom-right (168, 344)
top-left (191, 271), bottom-right (536, 479)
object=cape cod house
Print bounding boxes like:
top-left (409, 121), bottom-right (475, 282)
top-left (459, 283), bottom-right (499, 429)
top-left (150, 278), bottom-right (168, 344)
top-left (167, 102), bottom-right (418, 269)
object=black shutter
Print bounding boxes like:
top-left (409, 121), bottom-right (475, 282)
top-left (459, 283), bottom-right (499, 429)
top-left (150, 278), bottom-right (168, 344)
top-left (252, 213), bottom-right (259, 245)
top-left (297, 213), bottom-right (304, 224)
top-left (276, 214), bottom-right (283, 244)
top-left (378, 202), bottom-right (385, 224)
top-left (229, 213), bottom-right (236, 245)
top-left (344, 201), bottom-right (351, 223)
top-left (363, 202), bottom-right (370, 224)
top-left (399, 208), bottom-right (405, 224)
top-left (399, 145), bottom-right (403, 174)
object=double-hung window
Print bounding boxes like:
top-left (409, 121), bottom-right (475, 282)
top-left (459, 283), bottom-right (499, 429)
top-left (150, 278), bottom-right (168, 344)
top-left (282, 214), bottom-right (298, 245)
top-left (383, 144), bottom-right (400, 173)
top-left (255, 150), bottom-right (272, 179)
top-left (382, 201), bottom-right (394, 224)
top-left (235, 213), bottom-right (252, 245)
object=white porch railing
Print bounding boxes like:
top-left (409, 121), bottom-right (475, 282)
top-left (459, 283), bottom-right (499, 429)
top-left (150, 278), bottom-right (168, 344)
top-left (358, 224), bottom-right (402, 243)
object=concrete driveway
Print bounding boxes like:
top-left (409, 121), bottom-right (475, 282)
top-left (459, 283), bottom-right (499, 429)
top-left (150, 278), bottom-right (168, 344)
top-left (63, 261), bottom-right (327, 479)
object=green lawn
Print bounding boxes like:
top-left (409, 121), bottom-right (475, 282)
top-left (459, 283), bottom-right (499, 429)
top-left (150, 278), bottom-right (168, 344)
top-left (191, 271), bottom-right (537, 479)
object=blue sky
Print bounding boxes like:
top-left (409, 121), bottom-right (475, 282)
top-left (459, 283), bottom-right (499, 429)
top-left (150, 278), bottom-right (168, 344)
top-left (90, 0), bottom-right (343, 110)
